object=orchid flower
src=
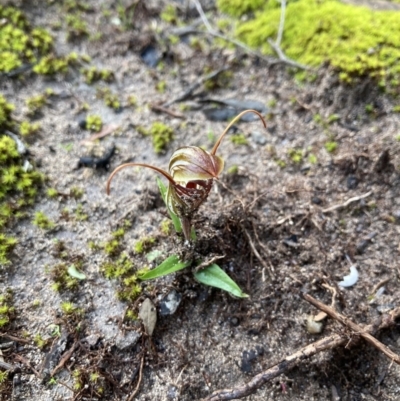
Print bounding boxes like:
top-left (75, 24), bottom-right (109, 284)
top-left (106, 109), bottom-right (267, 241)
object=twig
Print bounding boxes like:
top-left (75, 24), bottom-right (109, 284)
top-left (191, 0), bottom-right (277, 66)
top-left (14, 355), bottom-right (40, 377)
top-left (80, 124), bottom-right (120, 144)
top-left (276, 0), bottom-right (286, 47)
top-left (267, 0), bottom-right (311, 70)
top-left (0, 359), bottom-right (15, 371)
top-left (150, 103), bottom-right (185, 119)
top-left (195, 255), bottom-right (225, 272)
top-left (163, 67), bottom-right (228, 107)
top-left (322, 191), bottom-right (372, 213)
top-left (303, 293), bottom-right (400, 365)
top-left (126, 354), bottom-right (145, 401)
top-left (50, 341), bottom-right (79, 377)
top-left (242, 228), bottom-right (271, 275)
top-left (199, 294), bottom-right (400, 401)
top-left (0, 333), bottom-right (30, 344)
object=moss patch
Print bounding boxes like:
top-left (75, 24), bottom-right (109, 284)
top-left (219, 0), bottom-right (400, 87)
top-left (138, 122), bottom-right (174, 154)
top-left (1, 101), bottom-right (44, 264)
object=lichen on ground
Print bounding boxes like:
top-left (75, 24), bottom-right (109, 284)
top-left (218, 0), bottom-right (400, 87)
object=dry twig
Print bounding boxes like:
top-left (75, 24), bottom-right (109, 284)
top-left (199, 294), bottom-right (400, 401)
top-left (322, 191), bottom-right (372, 213)
top-left (266, 0), bottom-right (311, 70)
top-left (150, 103), bottom-right (185, 119)
top-left (126, 354), bottom-right (145, 401)
top-left (50, 340), bottom-right (79, 377)
top-left (191, 0), bottom-right (276, 66)
top-left (303, 293), bottom-right (400, 365)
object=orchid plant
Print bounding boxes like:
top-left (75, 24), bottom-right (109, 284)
top-left (106, 109), bottom-right (266, 297)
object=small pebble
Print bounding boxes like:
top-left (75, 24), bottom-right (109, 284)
top-left (347, 175), bottom-right (358, 190)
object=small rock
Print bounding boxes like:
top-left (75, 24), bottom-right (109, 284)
top-left (230, 317), bottom-right (239, 327)
top-left (159, 290), bottom-right (182, 316)
top-left (115, 330), bottom-right (140, 351)
top-left (347, 175), bottom-right (358, 190)
top-left (240, 349), bottom-right (257, 373)
top-left (78, 119), bottom-right (86, 129)
top-left (311, 196), bottom-right (322, 205)
top-left (251, 130), bottom-right (267, 145)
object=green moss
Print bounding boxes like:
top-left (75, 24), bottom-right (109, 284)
top-left (26, 94), bottom-right (47, 114)
top-left (46, 187), bottom-right (58, 198)
top-left (139, 122), bottom-right (174, 154)
top-left (0, 130), bottom-right (44, 264)
top-left (288, 148), bottom-right (303, 164)
top-left (61, 301), bottom-right (83, 316)
top-left (230, 133), bottom-right (248, 146)
top-left (0, 290), bottom-right (14, 328)
top-left (0, 95), bottom-right (14, 127)
top-left (220, 0), bottom-right (400, 87)
top-left (86, 115), bottom-right (102, 132)
top-left (74, 203), bottom-right (88, 221)
top-left (127, 95), bottom-right (137, 107)
top-left (70, 186), bottom-right (84, 199)
top-left (50, 262), bottom-right (83, 291)
top-left (160, 219), bottom-right (172, 235)
top-left (0, 6), bottom-right (54, 73)
top-left (134, 236), bottom-right (156, 254)
top-left (66, 14), bottom-right (88, 40)
top-left (96, 87), bottom-right (120, 110)
top-left (217, 0), bottom-right (265, 17)
top-left (32, 211), bottom-right (55, 230)
top-left (325, 141), bottom-right (338, 153)
top-left (81, 67), bottom-right (114, 84)
top-left (156, 80), bottom-right (167, 93)
top-left (308, 153), bottom-right (318, 164)
top-left (161, 4), bottom-right (178, 24)
top-left (20, 121), bottom-right (40, 137)
top-left (34, 333), bottom-right (47, 349)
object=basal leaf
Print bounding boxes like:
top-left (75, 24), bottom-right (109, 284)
top-left (139, 255), bottom-right (190, 280)
top-left (194, 264), bottom-right (248, 298)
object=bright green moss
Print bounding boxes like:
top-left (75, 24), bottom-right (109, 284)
top-left (217, 0), bottom-right (265, 17)
top-left (96, 88), bottom-right (120, 110)
top-left (20, 121), bottom-right (40, 137)
top-left (325, 141), bottom-right (338, 153)
top-left (0, 6), bottom-right (54, 73)
top-left (139, 122), bottom-right (174, 154)
top-left (46, 187), bottom-right (58, 198)
top-left (32, 211), bottom-right (55, 230)
top-left (156, 80), bottom-right (167, 94)
top-left (0, 95), bottom-right (15, 127)
top-left (230, 134), bottom-right (248, 146)
top-left (81, 67), bottom-right (114, 84)
top-left (220, 0), bottom-right (400, 87)
top-left (161, 4), bottom-right (178, 24)
top-left (0, 290), bottom-right (14, 328)
top-left (50, 262), bottom-right (82, 291)
top-left (227, 165), bottom-right (239, 174)
top-left (86, 115), bottom-right (102, 132)
top-left (134, 236), bottom-right (156, 254)
top-left (0, 130), bottom-right (44, 264)
top-left (66, 14), bottom-right (88, 40)
top-left (34, 333), bottom-right (47, 349)
top-left (160, 219), bottom-right (171, 235)
top-left (26, 94), bottom-right (47, 114)
top-left (288, 148), bottom-right (303, 164)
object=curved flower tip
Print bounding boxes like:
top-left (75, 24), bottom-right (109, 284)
top-left (211, 109), bottom-right (267, 155)
top-left (169, 146), bottom-right (224, 183)
top-left (106, 162), bottom-right (175, 195)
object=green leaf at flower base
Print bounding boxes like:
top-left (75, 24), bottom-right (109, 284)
top-left (156, 177), bottom-right (182, 233)
top-left (194, 264), bottom-right (248, 298)
top-left (139, 255), bottom-right (190, 281)
top-left (67, 264), bottom-right (86, 280)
